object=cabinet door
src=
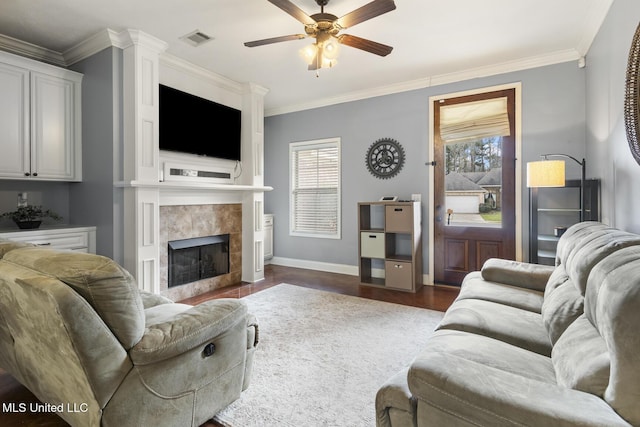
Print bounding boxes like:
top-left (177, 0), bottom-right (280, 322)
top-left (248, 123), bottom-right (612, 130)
top-left (264, 215), bottom-right (274, 259)
top-left (0, 62), bottom-right (30, 178)
top-left (31, 72), bottom-right (76, 180)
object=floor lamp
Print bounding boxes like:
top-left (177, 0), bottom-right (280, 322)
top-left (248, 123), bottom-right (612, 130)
top-left (526, 154), bottom-right (586, 222)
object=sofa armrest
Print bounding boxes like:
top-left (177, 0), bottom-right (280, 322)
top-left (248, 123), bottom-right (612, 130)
top-left (129, 298), bottom-right (248, 365)
top-left (481, 258), bottom-right (554, 292)
top-left (139, 290), bottom-right (173, 309)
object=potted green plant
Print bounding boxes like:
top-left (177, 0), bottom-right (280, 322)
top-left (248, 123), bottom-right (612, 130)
top-left (1, 205), bottom-right (62, 229)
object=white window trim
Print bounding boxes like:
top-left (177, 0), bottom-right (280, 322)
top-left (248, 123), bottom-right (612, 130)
top-left (289, 137), bottom-right (342, 239)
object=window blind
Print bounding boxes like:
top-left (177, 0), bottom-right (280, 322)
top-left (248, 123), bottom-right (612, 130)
top-left (440, 97), bottom-right (511, 144)
top-left (290, 139), bottom-right (341, 238)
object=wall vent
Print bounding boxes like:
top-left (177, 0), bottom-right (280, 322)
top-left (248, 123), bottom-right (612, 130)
top-left (181, 30), bottom-right (214, 47)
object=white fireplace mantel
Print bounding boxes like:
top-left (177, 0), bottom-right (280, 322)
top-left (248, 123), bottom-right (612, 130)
top-left (116, 180), bottom-right (273, 207)
top-left (115, 180), bottom-right (273, 192)
top-left (119, 29), bottom-right (270, 294)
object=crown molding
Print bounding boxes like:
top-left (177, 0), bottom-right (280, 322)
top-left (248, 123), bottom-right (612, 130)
top-left (264, 48), bottom-right (581, 117)
top-left (244, 82), bottom-right (270, 97)
top-left (116, 29), bottom-right (168, 53)
top-left (63, 29), bottom-right (126, 65)
top-left (0, 33), bottom-right (66, 67)
top-left (0, 28), bottom-right (170, 67)
top-left (576, 0), bottom-right (614, 56)
top-left (160, 52), bottom-right (244, 95)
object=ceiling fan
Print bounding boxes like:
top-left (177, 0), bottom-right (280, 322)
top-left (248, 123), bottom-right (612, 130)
top-left (244, 0), bottom-right (396, 71)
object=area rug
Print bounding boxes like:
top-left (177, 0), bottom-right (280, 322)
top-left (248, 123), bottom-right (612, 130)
top-left (214, 283), bottom-right (444, 427)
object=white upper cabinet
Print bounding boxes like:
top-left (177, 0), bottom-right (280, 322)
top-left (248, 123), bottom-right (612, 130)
top-left (0, 61), bottom-right (29, 178)
top-left (0, 51), bottom-right (82, 181)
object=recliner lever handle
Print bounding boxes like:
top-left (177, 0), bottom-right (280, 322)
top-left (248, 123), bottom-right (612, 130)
top-left (203, 343), bottom-right (216, 357)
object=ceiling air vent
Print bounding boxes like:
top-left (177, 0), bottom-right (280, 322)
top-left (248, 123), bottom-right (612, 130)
top-left (180, 30), bottom-right (214, 47)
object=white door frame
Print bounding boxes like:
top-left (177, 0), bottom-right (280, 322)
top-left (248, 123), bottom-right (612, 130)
top-left (427, 82), bottom-right (523, 286)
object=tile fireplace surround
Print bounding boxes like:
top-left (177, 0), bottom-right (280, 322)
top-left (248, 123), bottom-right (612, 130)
top-left (159, 204), bottom-right (242, 301)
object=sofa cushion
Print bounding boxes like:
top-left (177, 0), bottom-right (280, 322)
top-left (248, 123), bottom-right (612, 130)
top-left (10, 274), bottom-right (132, 409)
top-left (415, 329), bottom-right (556, 383)
top-left (555, 221), bottom-right (610, 266)
top-left (0, 240), bottom-right (34, 258)
top-left (408, 330), bottom-right (629, 427)
top-left (480, 258), bottom-right (553, 292)
top-left (563, 228), bottom-right (640, 295)
top-left (552, 315), bottom-right (610, 397)
top-left (541, 265), bottom-right (584, 344)
top-left (144, 302), bottom-right (192, 325)
top-left (2, 247), bottom-right (145, 349)
top-left (583, 246), bottom-right (640, 426)
top-left (457, 271), bottom-right (544, 313)
top-left (140, 290), bottom-right (174, 309)
top-left (436, 299), bottom-right (551, 356)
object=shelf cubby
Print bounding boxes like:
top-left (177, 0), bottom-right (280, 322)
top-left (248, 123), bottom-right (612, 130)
top-left (358, 201), bottom-right (422, 292)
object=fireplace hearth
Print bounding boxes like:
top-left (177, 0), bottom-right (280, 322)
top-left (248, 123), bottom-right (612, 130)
top-left (168, 234), bottom-right (230, 288)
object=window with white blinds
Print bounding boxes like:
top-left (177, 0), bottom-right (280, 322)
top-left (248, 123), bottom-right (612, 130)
top-left (290, 138), bottom-right (341, 239)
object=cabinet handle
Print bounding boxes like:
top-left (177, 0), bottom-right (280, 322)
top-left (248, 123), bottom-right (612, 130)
top-left (37, 243), bottom-right (51, 246)
top-left (24, 172), bottom-right (30, 177)
top-left (32, 172), bottom-right (38, 177)
top-left (394, 208), bottom-right (403, 212)
top-left (368, 235), bottom-right (377, 238)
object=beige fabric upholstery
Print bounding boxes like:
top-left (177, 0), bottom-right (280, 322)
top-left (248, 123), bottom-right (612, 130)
top-left (3, 247), bottom-right (145, 349)
top-left (376, 222), bottom-right (640, 427)
top-left (0, 244), bottom-right (258, 427)
top-left (457, 271), bottom-right (544, 313)
top-left (481, 258), bottom-right (554, 292)
top-left (541, 265), bottom-right (584, 344)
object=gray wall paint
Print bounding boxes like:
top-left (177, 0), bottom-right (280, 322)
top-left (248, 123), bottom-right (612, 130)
top-left (69, 47), bottom-right (123, 260)
top-left (585, 0), bottom-right (640, 233)
top-left (264, 61), bottom-right (586, 270)
top-left (0, 181), bottom-right (70, 227)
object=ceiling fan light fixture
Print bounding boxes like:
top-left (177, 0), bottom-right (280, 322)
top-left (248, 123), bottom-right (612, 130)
top-left (299, 43), bottom-right (319, 65)
top-left (246, 0), bottom-right (396, 73)
top-left (322, 36), bottom-right (340, 60)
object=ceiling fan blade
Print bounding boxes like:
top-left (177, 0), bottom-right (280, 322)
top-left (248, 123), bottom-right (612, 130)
top-left (267, 0), bottom-right (316, 26)
top-left (335, 0), bottom-right (396, 29)
top-left (338, 34), bottom-right (393, 56)
top-left (244, 34), bottom-right (307, 47)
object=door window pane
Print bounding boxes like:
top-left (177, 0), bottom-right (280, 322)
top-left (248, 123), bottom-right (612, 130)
top-left (444, 136), bottom-right (502, 227)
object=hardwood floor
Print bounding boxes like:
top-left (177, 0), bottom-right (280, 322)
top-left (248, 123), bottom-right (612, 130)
top-left (0, 264), bottom-right (459, 427)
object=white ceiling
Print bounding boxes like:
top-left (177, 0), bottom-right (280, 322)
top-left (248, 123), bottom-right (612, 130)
top-left (0, 0), bottom-right (613, 115)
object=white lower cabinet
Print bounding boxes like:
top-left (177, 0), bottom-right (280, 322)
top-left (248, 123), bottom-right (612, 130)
top-left (0, 226), bottom-right (96, 253)
top-left (264, 214), bottom-right (273, 261)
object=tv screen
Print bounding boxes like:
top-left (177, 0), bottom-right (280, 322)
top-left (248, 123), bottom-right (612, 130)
top-left (159, 84), bottom-right (241, 161)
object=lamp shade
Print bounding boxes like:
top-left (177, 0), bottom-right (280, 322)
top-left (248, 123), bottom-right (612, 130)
top-left (526, 160), bottom-right (565, 187)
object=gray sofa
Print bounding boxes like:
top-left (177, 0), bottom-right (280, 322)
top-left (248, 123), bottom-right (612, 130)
top-left (376, 222), bottom-right (640, 426)
top-left (0, 241), bottom-right (258, 427)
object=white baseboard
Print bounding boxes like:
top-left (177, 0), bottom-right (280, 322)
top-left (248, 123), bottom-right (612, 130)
top-left (269, 256), bottom-right (433, 286)
top-left (270, 257), bottom-right (358, 276)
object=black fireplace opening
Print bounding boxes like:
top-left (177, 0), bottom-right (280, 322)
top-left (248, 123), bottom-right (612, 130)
top-left (168, 234), bottom-right (230, 288)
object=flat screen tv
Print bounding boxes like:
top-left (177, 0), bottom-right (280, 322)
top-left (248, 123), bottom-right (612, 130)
top-left (159, 84), bottom-right (241, 161)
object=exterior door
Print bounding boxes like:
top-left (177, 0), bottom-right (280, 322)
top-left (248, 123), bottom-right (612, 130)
top-left (433, 88), bottom-right (516, 285)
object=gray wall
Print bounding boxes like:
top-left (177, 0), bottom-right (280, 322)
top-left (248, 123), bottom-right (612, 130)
top-left (264, 61), bottom-right (587, 271)
top-left (70, 47), bottom-right (124, 261)
top-left (585, 0), bottom-right (640, 233)
top-left (0, 181), bottom-right (70, 227)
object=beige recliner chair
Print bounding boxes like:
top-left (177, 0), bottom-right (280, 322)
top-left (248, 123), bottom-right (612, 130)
top-left (0, 241), bottom-right (258, 427)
